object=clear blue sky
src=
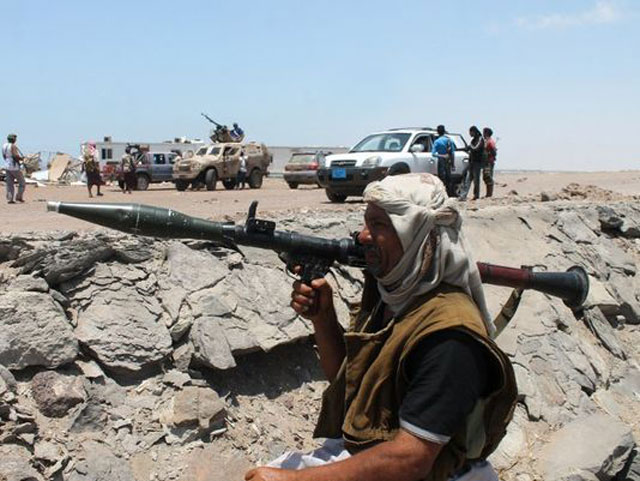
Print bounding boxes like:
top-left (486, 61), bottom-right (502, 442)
top-left (3, 0), bottom-right (639, 171)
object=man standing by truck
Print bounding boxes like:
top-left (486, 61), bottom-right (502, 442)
top-left (2, 133), bottom-right (26, 204)
top-left (431, 125), bottom-right (456, 196)
top-left (482, 128), bottom-right (497, 198)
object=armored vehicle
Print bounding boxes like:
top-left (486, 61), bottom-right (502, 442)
top-left (172, 142), bottom-right (272, 191)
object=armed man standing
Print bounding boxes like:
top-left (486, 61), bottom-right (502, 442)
top-left (2, 133), bottom-right (26, 204)
top-left (245, 173), bottom-right (517, 481)
top-left (431, 125), bottom-right (456, 196)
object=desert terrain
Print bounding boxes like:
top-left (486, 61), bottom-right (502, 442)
top-left (1, 170), bottom-right (639, 481)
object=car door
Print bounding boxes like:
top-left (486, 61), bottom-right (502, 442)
top-left (152, 154), bottom-right (170, 181)
top-left (408, 134), bottom-right (436, 174)
top-left (448, 135), bottom-right (469, 176)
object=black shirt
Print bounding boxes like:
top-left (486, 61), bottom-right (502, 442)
top-left (398, 329), bottom-right (491, 443)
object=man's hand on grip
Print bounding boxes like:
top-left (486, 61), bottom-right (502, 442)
top-left (290, 266), bottom-right (334, 321)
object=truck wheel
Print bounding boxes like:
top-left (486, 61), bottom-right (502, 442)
top-left (451, 178), bottom-right (465, 198)
top-left (326, 190), bottom-right (347, 203)
top-left (287, 182), bottom-right (299, 189)
top-left (175, 179), bottom-right (189, 191)
top-left (136, 174), bottom-right (150, 191)
top-left (388, 163), bottom-right (410, 176)
top-left (205, 169), bottom-right (217, 191)
top-left (248, 168), bottom-right (263, 189)
top-left (223, 179), bottom-right (236, 190)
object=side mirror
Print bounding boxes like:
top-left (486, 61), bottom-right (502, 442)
top-left (410, 144), bottom-right (425, 153)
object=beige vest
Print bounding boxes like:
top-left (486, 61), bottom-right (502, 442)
top-left (314, 282), bottom-right (517, 481)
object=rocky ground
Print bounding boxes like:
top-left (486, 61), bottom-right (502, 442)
top-left (1, 183), bottom-right (640, 481)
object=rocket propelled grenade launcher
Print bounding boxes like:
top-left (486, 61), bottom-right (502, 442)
top-left (46, 201), bottom-right (589, 307)
top-left (46, 201), bottom-right (367, 284)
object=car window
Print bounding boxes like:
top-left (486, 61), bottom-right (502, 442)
top-left (410, 135), bottom-right (431, 151)
top-left (288, 154), bottom-right (316, 164)
top-left (351, 133), bottom-right (410, 153)
top-left (168, 154), bottom-right (177, 164)
top-left (154, 154), bottom-right (166, 165)
top-left (449, 135), bottom-right (467, 150)
top-left (225, 148), bottom-right (239, 156)
top-left (209, 147), bottom-right (221, 155)
top-left (196, 147), bottom-right (208, 156)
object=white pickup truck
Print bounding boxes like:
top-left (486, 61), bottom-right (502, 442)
top-left (317, 127), bottom-right (469, 202)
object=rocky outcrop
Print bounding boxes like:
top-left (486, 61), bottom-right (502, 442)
top-left (76, 291), bottom-right (173, 373)
top-left (0, 291), bottom-right (78, 370)
top-left (0, 201), bottom-right (638, 481)
top-left (539, 413), bottom-right (635, 481)
top-left (13, 238), bottom-right (115, 285)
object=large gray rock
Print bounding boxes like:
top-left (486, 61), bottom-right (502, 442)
top-left (584, 277), bottom-right (621, 319)
top-left (598, 206), bottom-right (625, 231)
top-left (66, 441), bottom-right (134, 481)
top-left (164, 242), bottom-right (227, 293)
top-left (557, 211), bottom-right (599, 244)
top-left (112, 237), bottom-right (156, 264)
top-left (8, 275), bottom-right (49, 293)
top-left (0, 291), bottom-right (78, 370)
top-left (0, 237), bottom-right (32, 262)
top-left (13, 239), bottom-right (115, 285)
top-left (539, 412), bottom-right (635, 481)
top-left (583, 307), bottom-right (626, 359)
top-left (76, 292), bottom-right (172, 373)
top-left (190, 317), bottom-right (236, 370)
top-left (0, 444), bottom-right (43, 481)
top-left (158, 386), bottom-right (226, 444)
top-left (31, 371), bottom-right (86, 417)
top-left (608, 272), bottom-right (640, 324)
top-left (593, 240), bottom-right (637, 275)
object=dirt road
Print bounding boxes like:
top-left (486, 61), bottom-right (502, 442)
top-left (2, 171), bottom-right (639, 233)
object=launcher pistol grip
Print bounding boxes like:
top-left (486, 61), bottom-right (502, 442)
top-left (280, 253), bottom-right (334, 285)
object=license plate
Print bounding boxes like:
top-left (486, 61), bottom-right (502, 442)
top-left (332, 168), bottom-right (346, 179)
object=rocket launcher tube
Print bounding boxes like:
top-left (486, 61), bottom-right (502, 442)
top-left (47, 202), bottom-right (225, 240)
top-left (46, 201), bottom-right (366, 282)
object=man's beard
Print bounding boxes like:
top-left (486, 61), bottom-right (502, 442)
top-left (364, 245), bottom-right (384, 278)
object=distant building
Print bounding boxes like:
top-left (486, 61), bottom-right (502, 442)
top-left (81, 136), bottom-right (207, 168)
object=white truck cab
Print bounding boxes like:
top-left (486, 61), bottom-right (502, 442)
top-left (317, 128), bottom-right (468, 202)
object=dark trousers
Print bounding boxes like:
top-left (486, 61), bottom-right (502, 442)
top-left (459, 161), bottom-right (483, 200)
top-left (483, 162), bottom-right (494, 197)
top-left (236, 170), bottom-right (246, 189)
top-left (437, 157), bottom-right (452, 195)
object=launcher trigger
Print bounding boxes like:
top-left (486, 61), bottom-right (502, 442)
top-left (279, 253), bottom-right (332, 284)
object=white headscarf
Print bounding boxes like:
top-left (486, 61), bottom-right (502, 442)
top-left (362, 173), bottom-right (495, 336)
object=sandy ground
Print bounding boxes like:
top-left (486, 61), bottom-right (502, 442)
top-left (1, 171), bottom-right (639, 233)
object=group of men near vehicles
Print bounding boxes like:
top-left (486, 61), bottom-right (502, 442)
top-left (80, 140), bottom-right (250, 197)
top-left (432, 124), bottom-right (497, 201)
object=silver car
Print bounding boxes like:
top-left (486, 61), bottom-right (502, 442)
top-left (283, 151), bottom-right (329, 189)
